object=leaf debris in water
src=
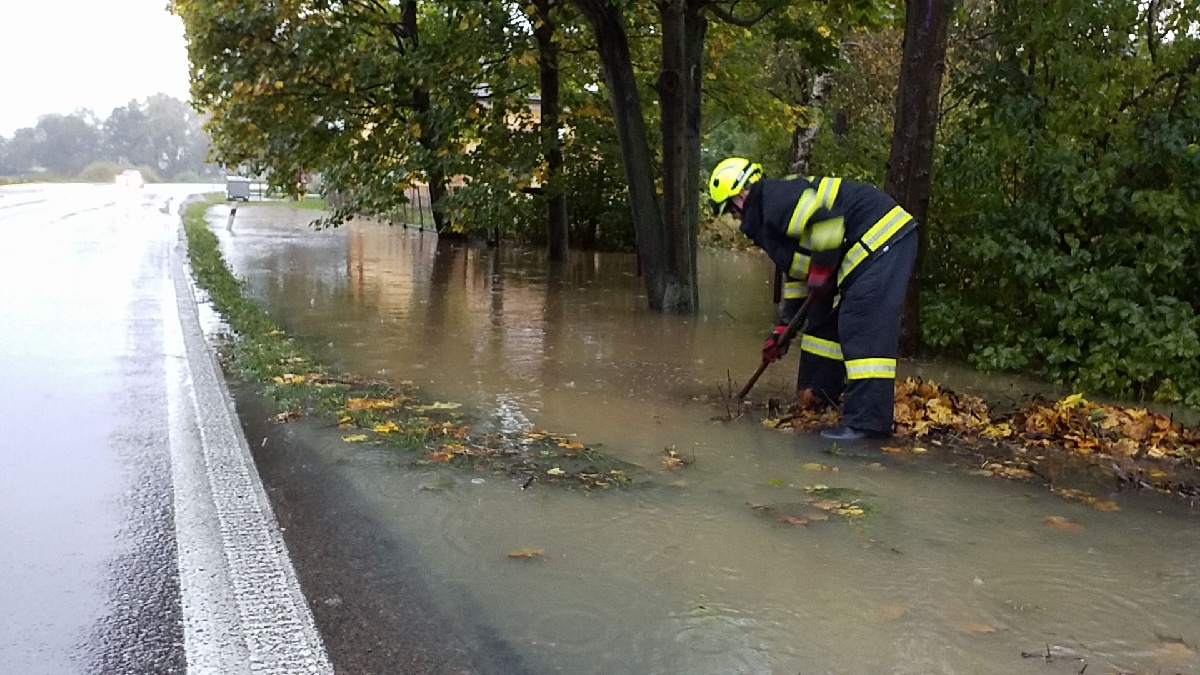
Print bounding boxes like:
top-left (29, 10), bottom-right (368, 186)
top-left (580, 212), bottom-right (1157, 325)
top-left (507, 548), bottom-right (545, 559)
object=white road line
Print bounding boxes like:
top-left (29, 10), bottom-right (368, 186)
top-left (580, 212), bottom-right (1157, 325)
top-left (165, 203), bottom-right (333, 674)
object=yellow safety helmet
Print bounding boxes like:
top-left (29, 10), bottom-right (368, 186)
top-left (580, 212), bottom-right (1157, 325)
top-left (708, 157), bottom-right (762, 215)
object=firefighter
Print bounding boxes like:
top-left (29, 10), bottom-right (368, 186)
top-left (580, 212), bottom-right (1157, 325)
top-left (709, 157), bottom-right (918, 440)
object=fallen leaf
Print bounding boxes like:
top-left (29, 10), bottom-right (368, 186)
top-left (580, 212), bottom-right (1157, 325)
top-left (345, 397), bottom-right (400, 411)
top-left (373, 421), bottom-right (400, 434)
top-left (956, 620), bottom-right (997, 635)
top-left (811, 499), bottom-right (842, 511)
top-left (1042, 515), bottom-right (1082, 531)
top-left (663, 455), bottom-right (685, 470)
top-left (558, 441), bottom-right (585, 450)
top-left (270, 410), bottom-right (303, 424)
top-left (778, 515), bottom-right (809, 527)
top-left (426, 451), bottom-right (454, 462)
top-left (506, 548), bottom-right (545, 559)
top-left (836, 504), bottom-right (866, 518)
top-left (802, 463), bottom-right (838, 472)
top-left (546, 467), bottom-right (566, 476)
top-left (1151, 641), bottom-right (1196, 665)
top-left (342, 434), bottom-right (368, 443)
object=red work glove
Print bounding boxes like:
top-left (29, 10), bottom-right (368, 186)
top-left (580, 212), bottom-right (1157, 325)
top-left (762, 325), bottom-right (790, 362)
top-left (807, 264), bottom-right (836, 302)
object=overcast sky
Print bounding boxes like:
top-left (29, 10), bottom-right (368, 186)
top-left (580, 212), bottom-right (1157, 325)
top-left (0, 0), bottom-right (192, 137)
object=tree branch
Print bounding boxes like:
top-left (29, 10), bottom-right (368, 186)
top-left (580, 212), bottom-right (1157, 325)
top-left (705, 2), bottom-right (774, 28)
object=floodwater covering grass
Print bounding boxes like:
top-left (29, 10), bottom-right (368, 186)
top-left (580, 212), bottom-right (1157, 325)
top-left (181, 196), bottom-right (640, 489)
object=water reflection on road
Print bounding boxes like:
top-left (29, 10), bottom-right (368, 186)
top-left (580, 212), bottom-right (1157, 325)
top-left (217, 206), bottom-right (1199, 675)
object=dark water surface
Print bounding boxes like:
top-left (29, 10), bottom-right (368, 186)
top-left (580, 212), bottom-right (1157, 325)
top-left (215, 205), bottom-right (1199, 675)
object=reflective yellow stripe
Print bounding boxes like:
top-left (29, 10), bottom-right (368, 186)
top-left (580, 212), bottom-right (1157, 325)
top-left (861, 205), bottom-right (910, 251)
top-left (845, 357), bottom-right (896, 380)
top-left (786, 188), bottom-right (821, 238)
top-left (800, 335), bottom-right (843, 361)
top-left (810, 216), bottom-right (845, 250)
top-left (789, 252), bottom-right (810, 278)
top-left (783, 281), bottom-right (806, 299)
top-left (818, 177), bottom-right (842, 209)
top-left (837, 206), bottom-right (914, 285)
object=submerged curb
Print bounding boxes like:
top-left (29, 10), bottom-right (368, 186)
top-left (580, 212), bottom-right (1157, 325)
top-left (165, 196), bottom-right (333, 674)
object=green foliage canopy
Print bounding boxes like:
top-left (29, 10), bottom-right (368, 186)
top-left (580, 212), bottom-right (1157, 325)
top-left (927, 0), bottom-right (1200, 406)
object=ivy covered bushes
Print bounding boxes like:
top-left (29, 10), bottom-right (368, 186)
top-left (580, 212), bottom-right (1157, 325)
top-left (925, 0), bottom-right (1200, 406)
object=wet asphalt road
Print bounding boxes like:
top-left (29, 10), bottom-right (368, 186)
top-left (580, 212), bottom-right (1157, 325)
top-left (0, 184), bottom-right (329, 674)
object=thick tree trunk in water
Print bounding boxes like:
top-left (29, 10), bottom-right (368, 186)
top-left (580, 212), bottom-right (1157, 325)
top-left (885, 0), bottom-right (951, 356)
top-left (573, 0), bottom-right (671, 311)
top-left (533, 0), bottom-right (569, 261)
top-left (656, 0), bottom-right (698, 313)
top-left (786, 73), bottom-right (834, 176)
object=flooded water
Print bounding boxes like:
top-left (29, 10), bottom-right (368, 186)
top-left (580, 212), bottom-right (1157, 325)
top-left (214, 205), bottom-right (1199, 675)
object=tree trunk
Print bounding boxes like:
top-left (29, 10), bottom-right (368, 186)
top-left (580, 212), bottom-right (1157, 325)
top-left (683, 0), bottom-right (706, 310)
top-left (533, 0), bottom-right (569, 261)
top-left (656, 0), bottom-right (698, 313)
top-left (573, 0), bottom-right (671, 311)
top-left (403, 0), bottom-right (447, 233)
top-left (786, 72), bottom-right (834, 176)
top-left (884, 0), bottom-right (951, 356)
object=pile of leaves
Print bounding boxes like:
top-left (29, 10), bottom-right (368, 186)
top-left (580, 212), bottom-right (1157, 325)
top-left (262, 370), bottom-right (641, 490)
top-left (763, 377), bottom-right (1200, 502)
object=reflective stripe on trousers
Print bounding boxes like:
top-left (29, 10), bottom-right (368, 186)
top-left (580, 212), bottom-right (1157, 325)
top-left (797, 229), bottom-right (917, 433)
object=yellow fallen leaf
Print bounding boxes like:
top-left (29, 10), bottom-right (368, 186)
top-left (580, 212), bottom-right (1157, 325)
top-left (802, 463), bottom-right (838, 472)
top-left (546, 467), bottom-right (566, 476)
top-left (345, 397), bottom-right (401, 411)
top-left (911, 446), bottom-right (928, 454)
top-left (836, 504), bottom-right (866, 518)
top-left (342, 434), bottom-right (368, 442)
top-left (374, 421), bottom-right (400, 434)
top-left (558, 441), bottom-right (585, 450)
top-left (507, 548), bottom-right (545, 559)
top-left (662, 456), bottom-right (685, 470)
